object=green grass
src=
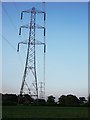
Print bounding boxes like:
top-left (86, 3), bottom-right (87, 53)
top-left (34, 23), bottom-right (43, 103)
top-left (2, 106), bottom-right (88, 118)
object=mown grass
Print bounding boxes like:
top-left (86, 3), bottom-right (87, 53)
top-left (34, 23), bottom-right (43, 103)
top-left (2, 106), bottom-right (88, 118)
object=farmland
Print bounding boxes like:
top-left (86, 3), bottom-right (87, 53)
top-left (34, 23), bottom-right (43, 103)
top-left (2, 106), bottom-right (89, 119)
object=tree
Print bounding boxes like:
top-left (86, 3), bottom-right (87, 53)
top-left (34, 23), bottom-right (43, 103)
top-left (58, 95), bottom-right (67, 106)
top-left (18, 94), bottom-right (34, 104)
top-left (24, 94), bottom-right (34, 104)
top-left (2, 94), bottom-right (18, 105)
top-left (37, 99), bottom-right (46, 105)
top-left (79, 97), bottom-right (87, 105)
top-left (58, 94), bottom-right (79, 106)
top-left (66, 95), bottom-right (79, 105)
top-left (47, 95), bottom-right (55, 105)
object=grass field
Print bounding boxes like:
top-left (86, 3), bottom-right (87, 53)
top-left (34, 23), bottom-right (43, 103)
top-left (2, 106), bottom-right (89, 118)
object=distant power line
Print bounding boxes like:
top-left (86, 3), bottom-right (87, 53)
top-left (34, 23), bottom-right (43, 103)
top-left (2, 5), bottom-right (25, 68)
top-left (12, 2), bottom-right (20, 13)
top-left (0, 33), bottom-right (24, 68)
top-left (4, 3), bottom-right (26, 55)
top-left (0, 33), bottom-right (16, 50)
top-left (2, 5), bottom-right (18, 34)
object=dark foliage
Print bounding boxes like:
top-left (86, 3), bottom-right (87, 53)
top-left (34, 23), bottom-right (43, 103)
top-left (2, 94), bottom-right (18, 106)
top-left (88, 94), bottom-right (90, 106)
top-left (79, 97), bottom-right (87, 105)
top-left (1, 93), bottom-right (88, 106)
top-left (18, 94), bottom-right (34, 105)
top-left (58, 94), bottom-right (80, 106)
top-left (46, 95), bottom-right (57, 106)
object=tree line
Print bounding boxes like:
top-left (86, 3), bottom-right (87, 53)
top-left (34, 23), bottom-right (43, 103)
top-left (1, 93), bottom-right (90, 106)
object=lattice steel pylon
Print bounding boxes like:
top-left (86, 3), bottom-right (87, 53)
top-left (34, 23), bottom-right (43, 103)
top-left (39, 82), bottom-right (45, 99)
top-left (17, 7), bottom-right (46, 101)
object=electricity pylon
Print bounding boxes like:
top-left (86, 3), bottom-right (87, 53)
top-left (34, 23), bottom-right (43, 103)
top-left (17, 7), bottom-right (46, 101)
top-left (39, 82), bottom-right (45, 99)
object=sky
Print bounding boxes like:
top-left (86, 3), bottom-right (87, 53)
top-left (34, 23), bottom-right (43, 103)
top-left (1, 0), bottom-right (90, 2)
top-left (2, 2), bottom-right (88, 99)
top-left (0, 2), bottom-right (2, 94)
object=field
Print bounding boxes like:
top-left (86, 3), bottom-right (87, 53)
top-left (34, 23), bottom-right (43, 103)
top-left (2, 106), bottom-right (89, 119)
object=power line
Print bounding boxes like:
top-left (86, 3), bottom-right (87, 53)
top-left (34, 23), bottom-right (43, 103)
top-left (10, 2), bottom-right (26, 56)
top-left (2, 5), bottom-right (18, 34)
top-left (12, 2), bottom-right (20, 13)
top-left (2, 4), bottom-right (24, 44)
top-left (17, 52), bottom-right (24, 69)
top-left (0, 33), bottom-right (23, 68)
top-left (0, 33), bottom-right (16, 50)
top-left (2, 5), bottom-right (25, 68)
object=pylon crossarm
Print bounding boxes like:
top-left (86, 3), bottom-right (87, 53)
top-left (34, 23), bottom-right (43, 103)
top-left (17, 41), bottom-right (27, 52)
top-left (21, 9), bottom-right (45, 20)
top-left (22, 9), bottom-right (44, 14)
top-left (19, 25), bottom-right (44, 36)
top-left (22, 9), bottom-right (31, 13)
top-left (30, 40), bottom-right (44, 45)
top-left (36, 24), bottom-right (44, 29)
top-left (19, 25), bottom-right (30, 35)
top-left (37, 10), bottom-right (45, 14)
top-left (21, 10), bottom-right (32, 20)
top-left (21, 25), bottom-right (29, 29)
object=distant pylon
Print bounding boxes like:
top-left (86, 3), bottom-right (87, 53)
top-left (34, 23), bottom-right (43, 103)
top-left (39, 82), bottom-right (45, 99)
top-left (17, 7), bottom-right (46, 102)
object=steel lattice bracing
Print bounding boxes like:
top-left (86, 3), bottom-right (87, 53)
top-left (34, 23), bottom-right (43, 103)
top-left (17, 7), bottom-right (46, 101)
top-left (39, 82), bottom-right (45, 99)
top-left (20, 7), bottom-right (38, 98)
